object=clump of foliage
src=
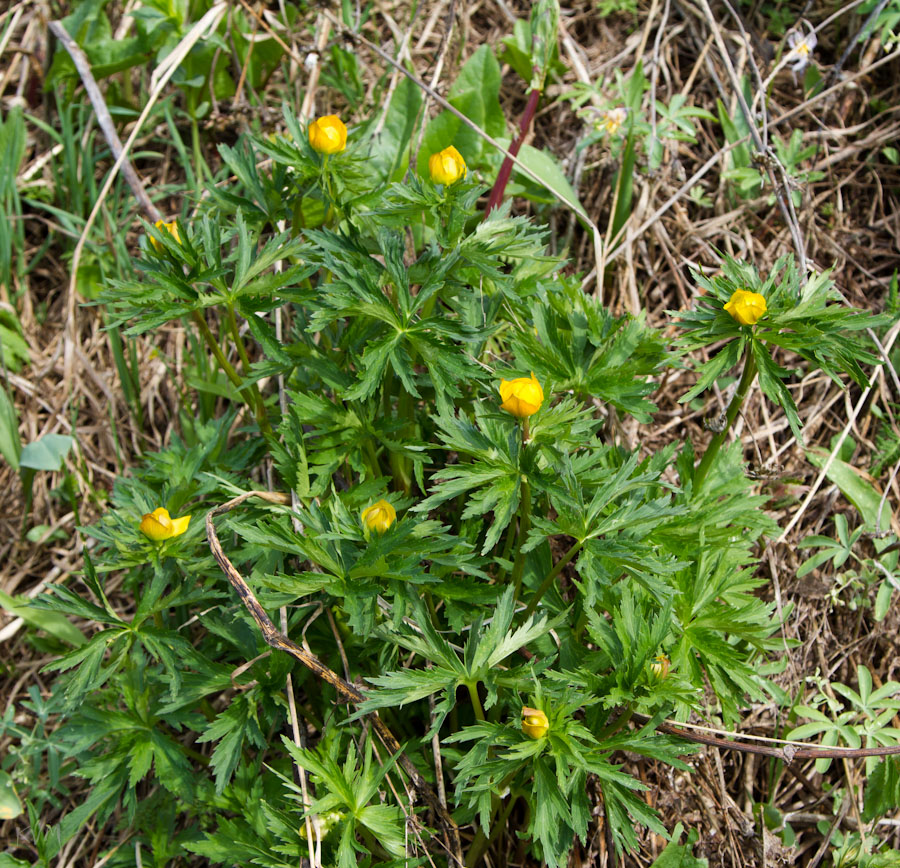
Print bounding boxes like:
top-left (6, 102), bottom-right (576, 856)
top-left (3, 25), bottom-right (899, 868)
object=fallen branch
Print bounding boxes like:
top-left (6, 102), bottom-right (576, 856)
top-left (205, 490), bottom-right (464, 868)
top-left (636, 714), bottom-right (900, 763)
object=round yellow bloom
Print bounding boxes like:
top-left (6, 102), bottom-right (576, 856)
top-left (308, 115), bottom-right (347, 155)
top-left (150, 220), bottom-right (180, 252)
top-left (361, 499), bottom-right (396, 534)
top-left (499, 372), bottom-right (544, 419)
top-left (428, 146), bottom-right (467, 186)
top-left (140, 507), bottom-right (191, 541)
top-left (723, 289), bottom-right (767, 326)
top-left (650, 654), bottom-right (670, 680)
top-left (521, 706), bottom-right (549, 739)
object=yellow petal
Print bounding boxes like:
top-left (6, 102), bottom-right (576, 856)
top-left (169, 514), bottom-right (191, 537)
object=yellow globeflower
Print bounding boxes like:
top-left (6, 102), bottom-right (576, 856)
top-left (308, 115), bottom-right (347, 155)
top-left (428, 146), bottom-right (467, 186)
top-left (650, 654), bottom-right (670, 680)
top-left (361, 499), bottom-right (396, 534)
top-left (521, 707), bottom-right (549, 739)
top-left (499, 372), bottom-right (544, 419)
top-left (150, 220), bottom-right (180, 252)
top-left (723, 289), bottom-right (767, 326)
top-left (140, 507), bottom-right (191, 541)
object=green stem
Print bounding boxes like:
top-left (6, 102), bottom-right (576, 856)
top-left (521, 539), bottom-right (583, 621)
top-left (595, 703), bottom-right (634, 741)
top-left (191, 310), bottom-right (271, 436)
top-left (226, 303), bottom-right (272, 435)
top-left (510, 479), bottom-right (532, 604)
top-left (226, 302), bottom-right (254, 374)
top-left (495, 513), bottom-right (518, 584)
top-left (391, 387), bottom-right (414, 495)
top-left (466, 682), bottom-right (486, 722)
top-left (465, 791), bottom-right (519, 868)
top-left (188, 101), bottom-right (209, 186)
top-left (364, 437), bottom-right (381, 481)
top-left (693, 343), bottom-right (758, 493)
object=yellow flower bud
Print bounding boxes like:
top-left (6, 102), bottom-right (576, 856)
top-left (150, 220), bottom-right (180, 252)
top-left (521, 706), bottom-right (549, 739)
top-left (361, 499), bottom-right (396, 534)
top-left (723, 289), bottom-right (767, 326)
top-left (650, 654), bottom-right (670, 680)
top-left (499, 372), bottom-right (544, 419)
top-left (308, 115), bottom-right (347, 155)
top-left (428, 146), bottom-right (467, 186)
top-left (140, 507), bottom-right (191, 541)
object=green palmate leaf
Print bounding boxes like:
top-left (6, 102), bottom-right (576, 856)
top-left (512, 278), bottom-right (669, 422)
top-left (648, 823), bottom-right (708, 867)
top-left (197, 694), bottom-right (266, 793)
top-left (674, 255), bottom-right (885, 433)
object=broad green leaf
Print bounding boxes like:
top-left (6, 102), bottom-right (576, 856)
top-left (508, 142), bottom-right (584, 213)
top-left (19, 433), bottom-right (74, 471)
top-left (0, 590), bottom-right (86, 646)
top-left (419, 45), bottom-right (506, 168)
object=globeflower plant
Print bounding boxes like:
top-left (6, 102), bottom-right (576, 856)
top-left (44, 89), bottom-right (890, 868)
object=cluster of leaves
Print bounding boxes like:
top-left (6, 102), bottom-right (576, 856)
top-left (4, 20), bottom-right (898, 868)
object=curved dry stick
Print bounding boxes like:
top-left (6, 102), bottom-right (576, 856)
top-left (205, 490), bottom-right (463, 868)
top-left (635, 714), bottom-right (900, 763)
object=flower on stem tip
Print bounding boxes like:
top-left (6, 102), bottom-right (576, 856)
top-left (308, 115), bottom-right (347, 155)
top-left (724, 289), bottom-right (767, 326)
top-left (521, 707), bottom-right (549, 739)
top-left (650, 654), bottom-right (670, 680)
top-left (150, 220), bottom-right (180, 252)
top-left (600, 106), bottom-right (628, 136)
top-left (428, 146), bottom-right (467, 186)
top-left (140, 507), bottom-right (191, 541)
top-left (786, 28), bottom-right (817, 73)
top-left (361, 499), bottom-right (396, 534)
top-left (499, 372), bottom-right (544, 419)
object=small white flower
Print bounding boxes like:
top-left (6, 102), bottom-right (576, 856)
top-left (304, 52), bottom-right (319, 71)
top-left (599, 106), bottom-right (628, 136)
top-left (786, 28), bottom-right (817, 73)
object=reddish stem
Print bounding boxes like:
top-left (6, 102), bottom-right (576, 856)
top-left (484, 87), bottom-right (541, 217)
